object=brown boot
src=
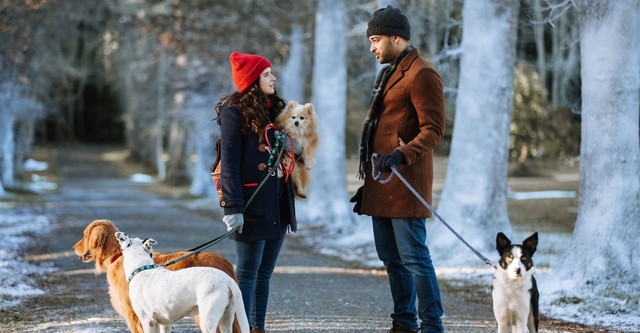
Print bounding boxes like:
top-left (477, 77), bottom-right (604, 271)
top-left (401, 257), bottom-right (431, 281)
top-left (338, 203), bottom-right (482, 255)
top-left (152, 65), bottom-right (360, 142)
top-left (250, 328), bottom-right (266, 333)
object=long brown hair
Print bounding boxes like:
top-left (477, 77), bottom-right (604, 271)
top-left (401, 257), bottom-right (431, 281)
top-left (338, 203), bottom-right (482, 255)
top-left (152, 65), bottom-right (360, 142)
top-left (215, 80), bottom-right (286, 134)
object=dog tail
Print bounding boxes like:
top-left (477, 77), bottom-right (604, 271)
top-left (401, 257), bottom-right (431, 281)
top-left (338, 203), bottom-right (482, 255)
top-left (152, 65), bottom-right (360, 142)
top-left (229, 281), bottom-right (250, 333)
top-left (529, 276), bottom-right (539, 332)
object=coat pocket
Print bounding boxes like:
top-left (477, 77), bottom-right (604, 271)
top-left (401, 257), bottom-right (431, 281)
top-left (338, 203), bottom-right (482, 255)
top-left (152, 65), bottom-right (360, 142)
top-left (242, 185), bottom-right (264, 217)
top-left (387, 132), bottom-right (406, 151)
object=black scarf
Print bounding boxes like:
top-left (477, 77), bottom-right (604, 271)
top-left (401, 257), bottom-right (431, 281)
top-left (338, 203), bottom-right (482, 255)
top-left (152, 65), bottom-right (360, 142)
top-left (358, 45), bottom-right (414, 179)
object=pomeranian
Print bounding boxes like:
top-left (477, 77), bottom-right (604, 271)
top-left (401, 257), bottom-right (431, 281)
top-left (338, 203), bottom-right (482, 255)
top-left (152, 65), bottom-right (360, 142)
top-left (276, 100), bottom-right (319, 199)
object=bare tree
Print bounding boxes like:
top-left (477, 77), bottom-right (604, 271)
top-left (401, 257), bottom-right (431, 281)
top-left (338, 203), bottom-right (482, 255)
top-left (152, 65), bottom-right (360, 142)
top-left (549, 2), bottom-right (580, 109)
top-left (561, 0), bottom-right (640, 286)
top-left (280, 24), bottom-right (305, 103)
top-left (430, 0), bottom-right (520, 265)
top-left (298, 0), bottom-right (353, 228)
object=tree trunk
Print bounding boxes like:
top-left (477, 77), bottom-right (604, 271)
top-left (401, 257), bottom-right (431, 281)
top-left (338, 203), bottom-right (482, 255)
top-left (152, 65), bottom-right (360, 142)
top-left (299, 0), bottom-right (353, 227)
top-left (1, 111), bottom-right (15, 188)
top-left (430, 0), bottom-right (520, 265)
top-left (563, 0), bottom-right (640, 282)
top-left (280, 24), bottom-right (305, 103)
top-left (532, 0), bottom-right (547, 87)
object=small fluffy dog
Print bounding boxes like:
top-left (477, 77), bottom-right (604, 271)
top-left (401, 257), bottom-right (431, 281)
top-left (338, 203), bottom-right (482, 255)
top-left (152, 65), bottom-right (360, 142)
top-left (275, 100), bottom-right (319, 199)
top-left (116, 232), bottom-right (250, 333)
top-left (492, 232), bottom-right (539, 333)
top-left (73, 219), bottom-right (240, 333)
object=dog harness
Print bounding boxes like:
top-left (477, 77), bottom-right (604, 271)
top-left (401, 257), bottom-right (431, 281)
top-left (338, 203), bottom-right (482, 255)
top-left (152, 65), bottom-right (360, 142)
top-left (127, 264), bottom-right (158, 284)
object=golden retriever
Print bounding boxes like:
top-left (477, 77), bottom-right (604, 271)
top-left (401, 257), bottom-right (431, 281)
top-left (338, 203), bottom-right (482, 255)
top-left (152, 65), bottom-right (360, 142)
top-left (73, 219), bottom-right (240, 333)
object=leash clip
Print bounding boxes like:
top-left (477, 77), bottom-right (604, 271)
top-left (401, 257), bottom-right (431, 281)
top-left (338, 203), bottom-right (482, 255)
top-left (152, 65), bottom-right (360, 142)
top-left (371, 153), bottom-right (394, 184)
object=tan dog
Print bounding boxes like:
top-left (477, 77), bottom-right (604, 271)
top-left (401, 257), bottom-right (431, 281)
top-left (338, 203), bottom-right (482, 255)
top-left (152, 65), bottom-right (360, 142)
top-left (276, 100), bottom-right (319, 199)
top-left (73, 219), bottom-right (240, 333)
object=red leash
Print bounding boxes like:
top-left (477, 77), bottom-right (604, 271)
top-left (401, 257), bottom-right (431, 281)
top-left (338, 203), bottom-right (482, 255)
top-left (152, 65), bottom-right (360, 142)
top-left (264, 124), bottom-right (295, 181)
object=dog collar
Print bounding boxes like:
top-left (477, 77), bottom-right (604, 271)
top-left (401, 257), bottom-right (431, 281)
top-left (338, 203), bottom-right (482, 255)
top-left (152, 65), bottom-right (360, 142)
top-left (127, 264), bottom-right (158, 284)
top-left (110, 252), bottom-right (123, 264)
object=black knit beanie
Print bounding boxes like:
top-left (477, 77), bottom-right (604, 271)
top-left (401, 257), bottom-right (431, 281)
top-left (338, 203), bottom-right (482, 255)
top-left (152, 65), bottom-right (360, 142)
top-left (366, 5), bottom-right (411, 41)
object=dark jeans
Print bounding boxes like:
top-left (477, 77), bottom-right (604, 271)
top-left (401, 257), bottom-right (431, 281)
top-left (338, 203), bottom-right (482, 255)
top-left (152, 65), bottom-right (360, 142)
top-left (235, 226), bottom-right (287, 329)
top-left (372, 217), bottom-right (444, 333)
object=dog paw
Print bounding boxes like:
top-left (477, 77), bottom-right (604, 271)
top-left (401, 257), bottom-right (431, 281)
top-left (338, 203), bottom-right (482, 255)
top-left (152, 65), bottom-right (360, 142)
top-left (295, 188), bottom-right (307, 199)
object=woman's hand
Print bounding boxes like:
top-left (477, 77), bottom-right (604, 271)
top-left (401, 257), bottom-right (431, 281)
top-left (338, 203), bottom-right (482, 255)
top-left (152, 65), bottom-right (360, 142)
top-left (222, 213), bottom-right (244, 233)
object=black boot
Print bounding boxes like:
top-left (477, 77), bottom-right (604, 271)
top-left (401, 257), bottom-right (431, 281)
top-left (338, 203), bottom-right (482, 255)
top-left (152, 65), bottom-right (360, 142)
top-left (387, 321), bottom-right (419, 333)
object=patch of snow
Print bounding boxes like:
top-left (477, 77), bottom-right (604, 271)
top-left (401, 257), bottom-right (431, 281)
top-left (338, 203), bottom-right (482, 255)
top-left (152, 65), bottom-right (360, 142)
top-left (0, 212), bottom-right (55, 309)
top-left (23, 158), bottom-right (49, 172)
top-left (301, 220), bottom-right (640, 331)
top-left (25, 174), bottom-right (58, 193)
top-left (507, 188), bottom-right (576, 200)
top-left (130, 173), bottom-right (155, 183)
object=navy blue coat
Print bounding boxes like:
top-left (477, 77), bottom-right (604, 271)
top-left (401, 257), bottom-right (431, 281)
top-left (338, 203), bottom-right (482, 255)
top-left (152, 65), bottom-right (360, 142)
top-left (218, 105), bottom-right (297, 241)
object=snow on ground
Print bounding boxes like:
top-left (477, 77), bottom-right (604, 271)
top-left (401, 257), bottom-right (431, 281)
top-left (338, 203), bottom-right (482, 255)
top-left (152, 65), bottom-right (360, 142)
top-left (0, 208), bottom-right (54, 309)
top-left (2, 159), bottom-right (637, 331)
top-left (299, 208), bottom-right (640, 332)
top-left (0, 159), bottom-right (56, 309)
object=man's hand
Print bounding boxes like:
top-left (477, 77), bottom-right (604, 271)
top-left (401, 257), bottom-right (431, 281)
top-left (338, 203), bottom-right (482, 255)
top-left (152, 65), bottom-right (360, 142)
top-left (374, 151), bottom-right (405, 172)
top-left (350, 186), bottom-right (364, 215)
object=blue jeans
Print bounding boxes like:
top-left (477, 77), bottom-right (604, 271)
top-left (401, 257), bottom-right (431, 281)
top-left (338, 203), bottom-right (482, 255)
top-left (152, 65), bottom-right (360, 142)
top-left (372, 217), bottom-right (444, 333)
top-left (235, 226), bottom-right (287, 329)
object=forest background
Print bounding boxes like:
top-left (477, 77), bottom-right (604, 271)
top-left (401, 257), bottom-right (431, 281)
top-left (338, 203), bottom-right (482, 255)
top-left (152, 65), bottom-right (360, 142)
top-left (1, 0), bottom-right (639, 330)
top-left (0, 0), bottom-right (583, 191)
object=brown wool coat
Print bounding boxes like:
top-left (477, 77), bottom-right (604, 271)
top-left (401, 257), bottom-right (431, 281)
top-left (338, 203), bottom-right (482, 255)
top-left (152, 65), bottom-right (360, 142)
top-left (361, 48), bottom-right (445, 218)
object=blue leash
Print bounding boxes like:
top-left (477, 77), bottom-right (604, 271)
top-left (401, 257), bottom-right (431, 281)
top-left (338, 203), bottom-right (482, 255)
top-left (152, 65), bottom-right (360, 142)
top-left (371, 153), bottom-right (495, 269)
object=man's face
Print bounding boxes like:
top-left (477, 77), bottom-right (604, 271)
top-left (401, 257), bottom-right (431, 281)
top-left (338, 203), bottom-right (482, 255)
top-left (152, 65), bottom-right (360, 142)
top-left (369, 35), bottom-right (398, 64)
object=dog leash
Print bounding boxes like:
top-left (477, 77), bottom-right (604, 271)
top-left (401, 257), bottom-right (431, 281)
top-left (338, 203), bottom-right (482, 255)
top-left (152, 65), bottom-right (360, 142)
top-left (371, 153), bottom-right (496, 269)
top-left (162, 132), bottom-right (287, 268)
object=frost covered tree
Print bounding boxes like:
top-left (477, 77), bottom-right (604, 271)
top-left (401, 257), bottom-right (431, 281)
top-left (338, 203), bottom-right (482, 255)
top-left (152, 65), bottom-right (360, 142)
top-left (280, 24), bottom-right (305, 104)
top-left (298, 0), bottom-right (353, 228)
top-left (0, 77), bottom-right (43, 192)
top-left (430, 0), bottom-right (520, 265)
top-left (560, 0), bottom-right (640, 290)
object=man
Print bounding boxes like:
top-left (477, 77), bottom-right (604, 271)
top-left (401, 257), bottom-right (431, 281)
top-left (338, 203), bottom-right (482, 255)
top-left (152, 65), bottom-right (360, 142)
top-left (351, 5), bottom-right (446, 333)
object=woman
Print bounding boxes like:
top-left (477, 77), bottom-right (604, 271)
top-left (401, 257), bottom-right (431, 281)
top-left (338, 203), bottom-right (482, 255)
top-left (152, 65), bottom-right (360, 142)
top-left (214, 51), bottom-right (297, 333)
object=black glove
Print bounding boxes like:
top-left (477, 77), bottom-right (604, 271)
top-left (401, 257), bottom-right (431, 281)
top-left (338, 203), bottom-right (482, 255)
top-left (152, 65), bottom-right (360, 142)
top-left (349, 186), bottom-right (363, 215)
top-left (374, 151), bottom-right (405, 172)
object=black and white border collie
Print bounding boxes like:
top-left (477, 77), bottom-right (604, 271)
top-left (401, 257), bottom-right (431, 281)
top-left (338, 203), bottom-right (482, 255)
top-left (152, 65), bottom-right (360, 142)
top-left (492, 232), bottom-right (539, 333)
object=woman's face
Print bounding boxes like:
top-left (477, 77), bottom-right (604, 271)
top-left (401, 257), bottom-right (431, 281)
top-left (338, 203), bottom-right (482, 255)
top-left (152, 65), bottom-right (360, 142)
top-left (259, 67), bottom-right (276, 95)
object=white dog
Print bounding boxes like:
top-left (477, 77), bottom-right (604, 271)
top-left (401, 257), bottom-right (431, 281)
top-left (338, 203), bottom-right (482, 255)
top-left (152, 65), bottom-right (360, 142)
top-left (492, 232), bottom-right (539, 333)
top-left (115, 232), bottom-right (250, 333)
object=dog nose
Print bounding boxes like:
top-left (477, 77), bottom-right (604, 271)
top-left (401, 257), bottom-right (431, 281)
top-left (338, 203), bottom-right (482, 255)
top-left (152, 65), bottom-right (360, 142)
top-left (515, 268), bottom-right (521, 275)
top-left (294, 121), bottom-right (299, 126)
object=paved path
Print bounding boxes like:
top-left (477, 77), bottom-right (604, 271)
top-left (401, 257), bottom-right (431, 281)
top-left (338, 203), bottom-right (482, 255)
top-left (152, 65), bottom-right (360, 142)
top-left (0, 145), bottom-right (604, 332)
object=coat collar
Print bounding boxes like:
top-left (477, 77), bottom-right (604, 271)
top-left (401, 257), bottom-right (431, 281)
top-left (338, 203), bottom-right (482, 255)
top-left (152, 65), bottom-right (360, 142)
top-left (383, 47), bottom-right (420, 94)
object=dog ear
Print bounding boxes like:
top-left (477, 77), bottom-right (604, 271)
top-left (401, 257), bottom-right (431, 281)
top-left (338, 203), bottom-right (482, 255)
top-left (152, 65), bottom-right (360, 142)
top-left (286, 100), bottom-right (298, 112)
top-left (115, 231), bottom-right (131, 250)
top-left (142, 238), bottom-right (157, 253)
top-left (91, 224), bottom-right (111, 258)
top-left (523, 232), bottom-right (538, 256)
top-left (114, 231), bottom-right (126, 242)
top-left (496, 232), bottom-right (511, 256)
top-left (303, 103), bottom-right (313, 114)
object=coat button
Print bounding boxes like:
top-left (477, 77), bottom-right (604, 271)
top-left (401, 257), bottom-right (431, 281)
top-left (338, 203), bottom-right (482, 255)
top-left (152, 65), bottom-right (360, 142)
top-left (258, 144), bottom-right (266, 152)
top-left (258, 163), bottom-right (266, 171)
top-left (221, 201), bottom-right (226, 206)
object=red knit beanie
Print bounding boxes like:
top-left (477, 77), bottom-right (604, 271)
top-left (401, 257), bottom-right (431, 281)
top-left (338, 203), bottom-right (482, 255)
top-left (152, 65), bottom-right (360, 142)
top-left (229, 51), bottom-right (272, 93)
